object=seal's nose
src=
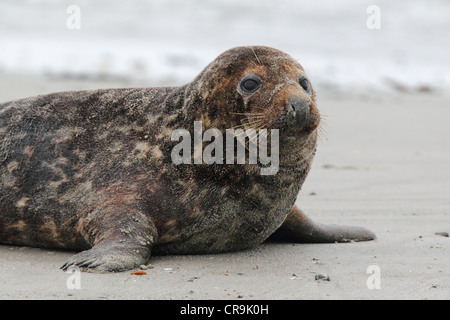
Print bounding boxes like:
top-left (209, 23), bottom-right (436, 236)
top-left (286, 96), bottom-right (310, 128)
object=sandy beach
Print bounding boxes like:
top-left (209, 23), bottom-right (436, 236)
top-left (0, 73), bottom-right (448, 300)
top-left (1, 0), bottom-right (449, 301)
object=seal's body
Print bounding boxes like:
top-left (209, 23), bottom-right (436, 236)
top-left (0, 46), bottom-right (375, 272)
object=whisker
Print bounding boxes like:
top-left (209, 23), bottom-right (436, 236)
top-left (234, 123), bottom-right (263, 131)
top-left (230, 112), bottom-right (264, 116)
top-left (316, 125), bottom-right (328, 143)
top-left (250, 48), bottom-right (262, 65)
top-left (230, 120), bottom-right (265, 130)
top-left (241, 119), bottom-right (266, 126)
top-left (319, 112), bottom-right (331, 119)
top-left (240, 117), bottom-right (267, 122)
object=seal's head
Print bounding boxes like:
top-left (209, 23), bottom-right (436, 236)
top-left (185, 46), bottom-right (320, 149)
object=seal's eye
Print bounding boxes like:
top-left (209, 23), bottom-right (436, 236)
top-left (299, 76), bottom-right (312, 95)
top-left (243, 79), bottom-right (259, 92)
top-left (239, 74), bottom-right (262, 94)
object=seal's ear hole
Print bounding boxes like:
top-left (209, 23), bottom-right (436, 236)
top-left (299, 76), bottom-right (312, 95)
top-left (239, 74), bottom-right (262, 94)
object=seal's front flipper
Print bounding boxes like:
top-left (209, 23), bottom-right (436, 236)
top-left (61, 207), bottom-right (157, 273)
top-left (61, 239), bottom-right (151, 273)
top-left (268, 206), bottom-right (376, 243)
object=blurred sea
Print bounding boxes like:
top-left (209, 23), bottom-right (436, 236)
top-left (0, 0), bottom-right (449, 92)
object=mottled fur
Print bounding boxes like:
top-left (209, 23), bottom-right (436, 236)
top-left (0, 46), bottom-right (374, 272)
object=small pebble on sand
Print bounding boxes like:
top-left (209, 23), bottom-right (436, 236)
top-left (315, 274), bottom-right (331, 281)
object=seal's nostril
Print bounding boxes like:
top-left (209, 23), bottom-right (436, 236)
top-left (288, 100), bottom-right (297, 113)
